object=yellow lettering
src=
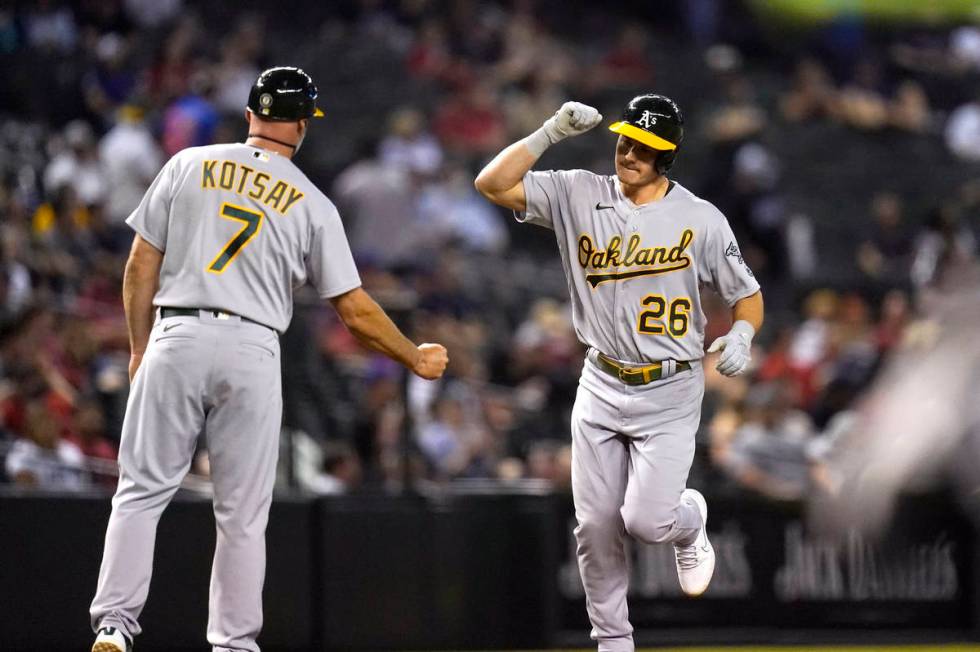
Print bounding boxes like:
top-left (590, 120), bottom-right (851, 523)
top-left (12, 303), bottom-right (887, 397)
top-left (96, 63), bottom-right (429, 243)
top-left (237, 165), bottom-right (254, 194)
top-left (578, 235), bottom-right (595, 268)
top-left (623, 235), bottom-right (641, 266)
top-left (250, 172), bottom-right (269, 199)
top-left (219, 161), bottom-right (236, 189)
top-left (264, 181), bottom-right (288, 211)
top-left (280, 187), bottom-right (305, 214)
top-left (202, 160), bottom-right (217, 188)
top-left (669, 228), bottom-right (694, 262)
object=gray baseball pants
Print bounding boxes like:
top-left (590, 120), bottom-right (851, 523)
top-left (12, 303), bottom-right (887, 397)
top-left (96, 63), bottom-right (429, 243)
top-left (572, 352), bottom-right (705, 652)
top-left (91, 311), bottom-right (282, 652)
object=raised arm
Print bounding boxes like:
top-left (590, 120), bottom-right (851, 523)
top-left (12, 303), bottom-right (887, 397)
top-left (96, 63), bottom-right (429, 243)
top-left (330, 287), bottom-right (448, 380)
top-left (124, 234), bottom-right (164, 381)
top-left (474, 101), bottom-right (602, 212)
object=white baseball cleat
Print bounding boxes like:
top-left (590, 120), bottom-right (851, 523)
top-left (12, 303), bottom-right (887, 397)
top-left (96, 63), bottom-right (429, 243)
top-left (673, 488), bottom-right (715, 597)
top-left (92, 626), bottom-right (131, 652)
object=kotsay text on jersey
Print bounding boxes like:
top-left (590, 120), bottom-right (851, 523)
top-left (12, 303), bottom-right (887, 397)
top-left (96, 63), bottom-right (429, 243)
top-left (201, 160), bottom-right (305, 215)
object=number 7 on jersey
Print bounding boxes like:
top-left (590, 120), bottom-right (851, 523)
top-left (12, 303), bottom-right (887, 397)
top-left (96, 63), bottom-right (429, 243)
top-left (208, 202), bottom-right (264, 273)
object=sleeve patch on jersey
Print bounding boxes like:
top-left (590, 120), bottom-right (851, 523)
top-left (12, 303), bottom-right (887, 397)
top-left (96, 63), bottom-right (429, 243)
top-left (725, 240), bottom-right (755, 277)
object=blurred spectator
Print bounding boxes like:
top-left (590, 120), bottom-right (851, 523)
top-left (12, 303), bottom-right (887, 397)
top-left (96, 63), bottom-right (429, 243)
top-left (950, 25), bottom-right (980, 72)
top-left (416, 166), bottom-right (509, 254)
top-left (728, 142), bottom-right (786, 277)
top-left (502, 73), bottom-right (566, 140)
top-left (24, 0), bottom-right (78, 54)
top-left (405, 18), bottom-right (454, 81)
top-left (82, 32), bottom-right (138, 121)
top-left (889, 80), bottom-right (931, 132)
top-left (5, 399), bottom-right (90, 490)
top-left (307, 440), bottom-right (363, 495)
top-left (705, 75), bottom-right (766, 145)
top-left (713, 382), bottom-right (816, 501)
top-left (589, 25), bottom-right (655, 93)
top-left (124, 0), bottom-right (183, 30)
top-left (780, 58), bottom-right (836, 123)
top-left (64, 398), bottom-right (117, 485)
top-left (332, 140), bottom-right (423, 265)
top-left (786, 289), bottom-right (838, 408)
top-left (433, 81), bottom-right (507, 158)
top-left (147, 16), bottom-right (200, 105)
top-left (945, 96), bottom-right (980, 161)
top-left (811, 292), bottom-right (877, 428)
top-left (855, 192), bottom-right (913, 283)
top-left (161, 67), bottom-right (220, 155)
top-left (911, 202), bottom-right (979, 289)
top-left (379, 107), bottom-right (444, 176)
top-left (874, 289), bottom-right (911, 353)
top-left (0, 226), bottom-right (33, 324)
top-left (832, 58), bottom-right (891, 131)
top-left (43, 120), bottom-right (108, 208)
top-left (525, 439), bottom-right (572, 489)
top-left (212, 29), bottom-right (262, 114)
top-left (99, 105), bottom-right (164, 226)
top-left (494, 14), bottom-right (572, 91)
top-left (416, 387), bottom-right (495, 480)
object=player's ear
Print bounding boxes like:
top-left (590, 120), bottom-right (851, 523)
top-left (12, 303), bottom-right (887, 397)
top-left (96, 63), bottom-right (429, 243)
top-left (298, 118), bottom-right (308, 135)
top-left (244, 109), bottom-right (252, 125)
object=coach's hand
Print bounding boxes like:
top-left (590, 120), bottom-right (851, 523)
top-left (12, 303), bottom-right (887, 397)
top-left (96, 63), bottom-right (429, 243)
top-left (544, 102), bottom-right (603, 142)
top-left (707, 320), bottom-right (755, 377)
top-left (413, 343), bottom-right (449, 380)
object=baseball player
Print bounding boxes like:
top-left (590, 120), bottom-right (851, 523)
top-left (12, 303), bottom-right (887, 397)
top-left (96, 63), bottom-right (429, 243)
top-left (89, 67), bottom-right (448, 652)
top-left (475, 95), bottom-right (763, 652)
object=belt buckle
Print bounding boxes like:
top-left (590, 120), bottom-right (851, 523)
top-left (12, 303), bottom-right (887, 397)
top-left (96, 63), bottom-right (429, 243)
top-left (213, 310), bottom-right (231, 320)
top-left (617, 367), bottom-right (629, 382)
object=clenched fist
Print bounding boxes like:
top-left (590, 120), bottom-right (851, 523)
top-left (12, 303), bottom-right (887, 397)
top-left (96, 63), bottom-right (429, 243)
top-left (412, 343), bottom-right (449, 380)
top-left (543, 102), bottom-right (603, 142)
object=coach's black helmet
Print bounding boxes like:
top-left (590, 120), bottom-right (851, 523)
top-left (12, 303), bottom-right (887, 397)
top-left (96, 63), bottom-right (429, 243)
top-left (247, 66), bottom-right (324, 121)
top-left (608, 94), bottom-right (684, 174)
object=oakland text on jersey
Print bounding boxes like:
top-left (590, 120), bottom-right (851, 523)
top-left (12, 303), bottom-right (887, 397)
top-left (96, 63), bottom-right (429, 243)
top-left (578, 228), bottom-right (694, 288)
top-left (200, 159), bottom-right (305, 215)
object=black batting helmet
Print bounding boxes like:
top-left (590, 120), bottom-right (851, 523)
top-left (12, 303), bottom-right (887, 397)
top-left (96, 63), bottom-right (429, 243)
top-left (608, 94), bottom-right (684, 174)
top-left (247, 66), bottom-right (324, 121)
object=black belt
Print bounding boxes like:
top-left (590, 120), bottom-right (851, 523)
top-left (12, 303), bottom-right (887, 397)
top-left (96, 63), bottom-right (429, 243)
top-left (595, 353), bottom-right (691, 386)
top-left (159, 307), bottom-right (268, 329)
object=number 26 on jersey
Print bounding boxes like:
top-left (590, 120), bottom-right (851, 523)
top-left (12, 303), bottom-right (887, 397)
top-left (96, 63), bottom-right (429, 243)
top-left (637, 295), bottom-right (691, 338)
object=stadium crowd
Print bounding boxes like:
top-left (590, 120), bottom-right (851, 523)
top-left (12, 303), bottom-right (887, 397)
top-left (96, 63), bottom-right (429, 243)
top-left (0, 0), bottom-right (977, 499)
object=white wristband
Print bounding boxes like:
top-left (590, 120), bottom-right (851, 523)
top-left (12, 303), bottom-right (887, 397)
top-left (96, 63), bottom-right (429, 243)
top-left (524, 126), bottom-right (554, 158)
top-left (730, 319), bottom-right (756, 342)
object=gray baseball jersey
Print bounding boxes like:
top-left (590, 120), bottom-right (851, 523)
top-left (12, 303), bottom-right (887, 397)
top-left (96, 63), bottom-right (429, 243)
top-left (518, 168), bottom-right (759, 652)
top-left (92, 142), bottom-right (361, 651)
top-left (519, 169), bottom-right (759, 362)
top-left (127, 142), bottom-right (361, 331)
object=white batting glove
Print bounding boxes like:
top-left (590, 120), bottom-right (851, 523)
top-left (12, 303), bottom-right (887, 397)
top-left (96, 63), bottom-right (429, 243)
top-left (526, 102), bottom-right (603, 156)
top-left (707, 320), bottom-right (755, 377)
top-left (546, 102), bottom-right (603, 139)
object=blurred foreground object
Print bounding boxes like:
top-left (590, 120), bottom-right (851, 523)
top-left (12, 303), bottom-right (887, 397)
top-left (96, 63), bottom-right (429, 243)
top-left (818, 271), bottom-right (980, 535)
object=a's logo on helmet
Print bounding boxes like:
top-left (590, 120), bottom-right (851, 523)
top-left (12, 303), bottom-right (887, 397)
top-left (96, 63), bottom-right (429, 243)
top-left (259, 93), bottom-right (274, 108)
top-left (636, 110), bottom-right (657, 129)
